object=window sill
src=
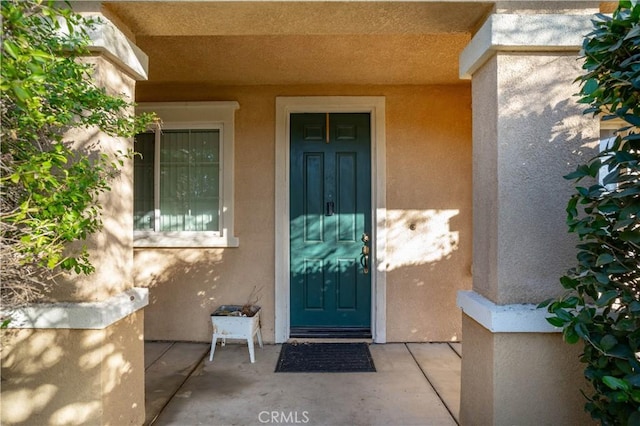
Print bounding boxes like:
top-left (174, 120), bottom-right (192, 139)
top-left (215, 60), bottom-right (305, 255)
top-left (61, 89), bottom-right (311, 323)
top-left (134, 231), bottom-right (239, 248)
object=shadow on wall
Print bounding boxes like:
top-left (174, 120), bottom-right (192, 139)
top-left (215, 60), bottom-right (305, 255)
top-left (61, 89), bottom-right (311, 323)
top-left (491, 53), bottom-right (600, 304)
top-left (136, 249), bottom-right (224, 311)
top-left (383, 208), bottom-right (470, 342)
top-left (0, 312), bottom-right (144, 425)
top-left (36, 125), bottom-right (135, 304)
top-left (134, 248), bottom-right (270, 343)
top-left (136, 208), bottom-right (467, 344)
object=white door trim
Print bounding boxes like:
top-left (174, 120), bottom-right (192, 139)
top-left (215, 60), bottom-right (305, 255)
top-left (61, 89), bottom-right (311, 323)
top-left (275, 96), bottom-right (387, 343)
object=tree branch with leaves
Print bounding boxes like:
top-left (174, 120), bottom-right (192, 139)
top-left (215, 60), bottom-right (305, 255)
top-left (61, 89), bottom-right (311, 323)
top-left (0, 0), bottom-right (153, 313)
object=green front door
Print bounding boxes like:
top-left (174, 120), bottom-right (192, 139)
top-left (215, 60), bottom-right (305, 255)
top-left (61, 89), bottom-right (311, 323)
top-left (290, 113), bottom-right (372, 336)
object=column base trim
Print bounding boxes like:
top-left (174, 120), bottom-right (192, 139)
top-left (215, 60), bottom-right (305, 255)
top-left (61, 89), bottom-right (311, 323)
top-left (1, 288), bottom-right (148, 329)
top-left (457, 290), bottom-right (560, 333)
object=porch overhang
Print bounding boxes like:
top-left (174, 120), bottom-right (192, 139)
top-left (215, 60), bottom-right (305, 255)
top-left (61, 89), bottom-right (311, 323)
top-left (102, 1), bottom-right (495, 86)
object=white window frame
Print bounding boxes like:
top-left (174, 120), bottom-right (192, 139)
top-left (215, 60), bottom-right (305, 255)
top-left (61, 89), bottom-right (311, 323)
top-left (134, 102), bottom-right (239, 248)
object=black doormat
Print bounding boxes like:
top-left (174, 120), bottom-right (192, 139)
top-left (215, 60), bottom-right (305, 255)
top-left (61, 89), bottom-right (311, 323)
top-left (275, 343), bottom-right (376, 373)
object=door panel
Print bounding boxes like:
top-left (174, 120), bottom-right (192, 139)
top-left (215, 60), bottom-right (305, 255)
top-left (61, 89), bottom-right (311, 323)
top-left (337, 259), bottom-right (358, 310)
top-left (303, 153), bottom-right (324, 242)
top-left (290, 113), bottom-right (371, 332)
top-left (304, 259), bottom-right (324, 310)
top-left (337, 153), bottom-right (357, 242)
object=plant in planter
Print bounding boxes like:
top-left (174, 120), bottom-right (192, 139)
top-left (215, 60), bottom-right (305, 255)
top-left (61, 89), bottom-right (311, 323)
top-left (209, 287), bottom-right (263, 363)
top-left (540, 2), bottom-right (640, 424)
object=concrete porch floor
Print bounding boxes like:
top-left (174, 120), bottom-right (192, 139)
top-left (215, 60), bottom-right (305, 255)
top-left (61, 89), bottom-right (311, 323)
top-left (144, 341), bottom-right (462, 426)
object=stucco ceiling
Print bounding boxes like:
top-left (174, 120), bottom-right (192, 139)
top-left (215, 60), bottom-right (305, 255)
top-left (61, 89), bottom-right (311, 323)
top-left (104, 1), bottom-right (494, 85)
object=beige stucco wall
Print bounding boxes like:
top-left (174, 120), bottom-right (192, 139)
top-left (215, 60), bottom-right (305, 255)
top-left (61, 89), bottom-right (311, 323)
top-left (1, 311), bottom-right (145, 426)
top-left (0, 34), bottom-right (147, 426)
top-left (460, 315), bottom-right (591, 425)
top-left (493, 329), bottom-right (592, 425)
top-left (45, 56), bottom-right (136, 303)
top-left (472, 53), bottom-right (599, 305)
top-left (459, 315), bottom-right (494, 424)
top-left (134, 84), bottom-right (472, 343)
top-left (462, 30), bottom-right (600, 423)
top-left (470, 55), bottom-right (499, 305)
top-left (385, 85), bottom-right (472, 341)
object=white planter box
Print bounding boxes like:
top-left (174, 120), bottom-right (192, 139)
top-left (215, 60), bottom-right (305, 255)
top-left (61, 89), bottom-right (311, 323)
top-left (209, 305), bottom-right (263, 363)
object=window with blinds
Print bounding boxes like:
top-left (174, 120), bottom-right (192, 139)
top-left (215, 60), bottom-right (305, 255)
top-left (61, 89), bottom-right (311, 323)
top-left (134, 129), bottom-right (220, 232)
top-left (133, 101), bottom-right (239, 248)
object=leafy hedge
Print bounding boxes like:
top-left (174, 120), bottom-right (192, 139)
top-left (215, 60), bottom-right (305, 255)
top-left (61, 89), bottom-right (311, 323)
top-left (540, 2), bottom-right (640, 424)
top-left (0, 0), bottom-right (153, 309)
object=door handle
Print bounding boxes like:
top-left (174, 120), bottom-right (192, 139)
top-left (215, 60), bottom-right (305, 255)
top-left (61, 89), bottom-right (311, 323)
top-left (361, 232), bottom-right (370, 274)
top-left (360, 252), bottom-right (369, 274)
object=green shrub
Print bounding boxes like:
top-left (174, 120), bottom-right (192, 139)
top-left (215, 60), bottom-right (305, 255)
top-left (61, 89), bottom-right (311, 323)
top-left (540, 2), bottom-right (640, 424)
top-left (0, 0), bottom-right (153, 309)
